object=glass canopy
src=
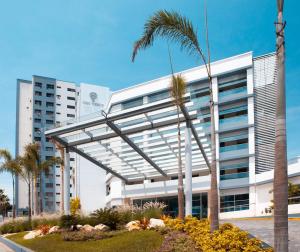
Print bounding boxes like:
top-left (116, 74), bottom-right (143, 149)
top-left (45, 95), bottom-right (212, 183)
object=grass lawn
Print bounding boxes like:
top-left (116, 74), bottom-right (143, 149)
top-left (7, 230), bottom-right (163, 252)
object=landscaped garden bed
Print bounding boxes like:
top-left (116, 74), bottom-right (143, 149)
top-left (0, 203), bottom-right (274, 252)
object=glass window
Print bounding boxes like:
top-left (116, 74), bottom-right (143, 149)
top-left (67, 96), bottom-right (75, 101)
top-left (46, 84), bottom-right (54, 89)
top-left (46, 102), bottom-right (54, 107)
top-left (67, 105), bottom-right (75, 109)
top-left (35, 91), bottom-right (42, 96)
top-left (220, 193), bottom-right (249, 212)
top-left (122, 97), bottom-right (143, 110)
top-left (220, 160), bottom-right (249, 180)
top-left (148, 91), bottom-right (169, 103)
top-left (219, 131), bottom-right (248, 152)
top-left (35, 82), bottom-right (42, 88)
top-left (46, 93), bottom-right (54, 98)
top-left (35, 100), bottom-right (42, 106)
top-left (67, 88), bottom-right (76, 92)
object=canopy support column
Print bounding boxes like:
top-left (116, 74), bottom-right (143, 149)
top-left (64, 148), bottom-right (70, 215)
top-left (185, 121), bottom-right (193, 216)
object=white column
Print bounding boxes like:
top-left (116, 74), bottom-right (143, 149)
top-left (64, 148), bottom-right (70, 214)
top-left (185, 124), bottom-right (193, 216)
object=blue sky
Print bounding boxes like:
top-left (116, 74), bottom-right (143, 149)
top-left (0, 0), bottom-right (299, 200)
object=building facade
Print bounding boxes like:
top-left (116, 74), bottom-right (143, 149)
top-left (15, 76), bottom-right (111, 213)
top-left (43, 51), bottom-right (300, 218)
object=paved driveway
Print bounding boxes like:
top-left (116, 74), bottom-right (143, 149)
top-left (226, 219), bottom-right (300, 252)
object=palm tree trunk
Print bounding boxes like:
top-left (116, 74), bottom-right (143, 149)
top-left (208, 76), bottom-right (219, 232)
top-left (274, 1), bottom-right (288, 251)
top-left (12, 174), bottom-right (16, 218)
top-left (33, 175), bottom-right (39, 215)
top-left (177, 105), bottom-right (185, 219)
top-left (39, 173), bottom-right (43, 214)
top-left (28, 181), bottom-right (32, 224)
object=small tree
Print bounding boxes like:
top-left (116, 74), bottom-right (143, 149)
top-left (0, 149), bottom-right (22, 218)
top-left (70, 197), bottom-right (81, 216)
top-left (0, 189), bottom-right (12, 219)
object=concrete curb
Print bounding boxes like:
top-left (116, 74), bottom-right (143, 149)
top-left (0, 236), bottom-right (34, 252)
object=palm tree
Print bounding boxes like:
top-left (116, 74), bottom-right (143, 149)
top-left (132, 10), bottom-right (219, 231)
top-left (169, 75), bottom-right (187, 219)
top-left (274, 0), bottom-right (288, 251)
top-left (24, 143), bottom-right (61, 215)
top-left (19, 151), bottom-right (35, 223)
top-left (0, 149), bottom-right (22, 218)
top-left (51, 139), bottom-right (65, 213)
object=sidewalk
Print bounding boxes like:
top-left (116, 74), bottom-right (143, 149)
top-left (0, 242), bottom-right (13, 252)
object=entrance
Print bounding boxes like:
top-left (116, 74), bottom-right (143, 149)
top-left (133, 192), bottom-right (208, 218)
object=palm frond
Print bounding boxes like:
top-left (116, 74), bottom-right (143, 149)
top-left (0, 149), bottom-right (12, 162)
top-left (170, 75), bottom-right (186, 106)
top-left (132, 10), bottom-right (205, 63)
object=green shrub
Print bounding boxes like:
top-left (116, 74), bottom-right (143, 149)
top-left (0, 220), bottom-right (31, 234)
top-left (62, 230), bottom-right (114, 241)
top-left (90, 208), bottom-right (120, 230)
top-left (60, 215), bottom-right (79, 229)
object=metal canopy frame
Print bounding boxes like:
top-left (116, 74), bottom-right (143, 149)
top-left (45, 95), bottom-right (212, 184)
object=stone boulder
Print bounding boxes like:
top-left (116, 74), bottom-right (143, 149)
top-left (81, 224), bottom-right (94, 232)
top-left (94, 224), bottom-right (110, 232)
top-left (148, 218), bottom-right (165, 229)
top-left (48, 225), bottom-right (60, 234)
top-left (76, 224), bottom-right (83, 230)
top-left (125, 220), bottom-right (141, 231)
top-left (24, 230), bottom-right (42, 240)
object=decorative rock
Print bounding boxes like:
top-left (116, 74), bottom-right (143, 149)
top-left (148, 218), bottom-right (165, 229)
top-left (48, 225), bottom-right (59, 234)
top-left (24, 230), bottom-right (42, 240)
top-left (76, 224), bottom-right (83, 230)
top-left (125, 220), bottom-right (141, 231)
top-left (82, 224), bottom-right (94, 232)
top-left (94, 224), bottom-right (110, 231)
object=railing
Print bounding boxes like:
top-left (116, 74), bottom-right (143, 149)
top-left (220, 172), bottom-right (249, 181)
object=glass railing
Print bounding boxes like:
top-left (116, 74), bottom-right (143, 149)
top-left (219, 86), bottom-right (247, 99)
top-left (220, 172), bottom-right (249, 180)
top-left (288, 196), bottom-right (300, 205)
top-left (219, 115), bottom-right (248, 128)
top-left (220, 143), bottom-right (248, 153)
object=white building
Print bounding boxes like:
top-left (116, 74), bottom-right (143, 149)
top-left (15, 76), bottom-right (111, 213)
top-left (43, 52), bottom-right (300, 218)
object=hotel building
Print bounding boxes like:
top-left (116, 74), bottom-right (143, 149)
top-left (32, 52), bottom-right (300, 218)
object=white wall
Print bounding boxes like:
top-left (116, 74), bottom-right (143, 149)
top-left (16, 80), bottom-right (33, 209)
top-left (77, 83), bottom-right (111, 213)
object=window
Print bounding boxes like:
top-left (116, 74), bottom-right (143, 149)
top-left (219, 78), bottom-right (247, 97)
top-left (220, 159), bottom-right (249, 180)
top-left (46, 111), bottom-right (54, 115)
top-left (46, 84), bottom-right (54, 89)
top-left (122, 97), bottom-right (143, 110)
top-left (35, 100), bottom-right (42, 106)
top-left (67, 105), bottom-right (75, 109)
top-left (288, 184), bottom-right (300, 205)
top-left (35, 82), bottom-right (42, 88)
top-left (67, 114), bottom-right (75, 118)
top-left (34, 109), bottom-right (42, 115)
top-left (34, 137), bottom-right (41, 141)
top-left (67, 88), bottom-right (76, 92)
top-left (56, 103), bottom-right (61, 106)
top-left (34, 118), bottom-right (41, 123)
top-left (34, 127), bottom-right (41, 133)
top-left (35, 91), bottom-right (42, 96)
top-left (46, 137), bottom-right (51, 142)
top-left (45, 147), bottom-right (53, 151)
top-left (219, 131), bottom-right (248, 153)
top-left (45, 183), bottom-right (54, 188)
top-left (219, 105), bottom-right (248, 126)
top-left (45, 192), bottom-right (53, 197)
top-left (46, 119), bottom-right (54, 124)
top-left (57, 86), bottom-right (61, 89)
top-left (67, 96), bottom-right (75, 101)
top-left (46, 156), bottom-right (52, 160)
top-left (106, 184), bottom-right (111, 196)
top-left (46, 102), bottom-right (54, 107)
top-left (148, 91), bottom-right (169, 103)
top-left (56, 112), bottom-right (61, 115)
top-left (220, 193), bottom-right (249, 212)
top-left (46, 93), bottom-right (54, 98)
top-left (70, 158), bottom-right (75, 161)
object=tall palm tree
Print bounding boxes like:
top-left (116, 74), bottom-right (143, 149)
top-left (24, 143), bottom-right (61, 215)
top-left (274, 0), bottom-right (288, 251)
top-left (51, 139), bottom-right (65, 213)
top-left (19, 151), bottom-right (35, 223)
top-left (169, 75), bottom-right (187, 219)
top-left (132, 10), bottom-right (219, 231)
top-left (0, 149), bottom-right (22, 218)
